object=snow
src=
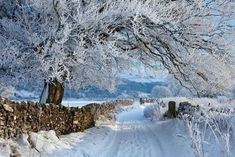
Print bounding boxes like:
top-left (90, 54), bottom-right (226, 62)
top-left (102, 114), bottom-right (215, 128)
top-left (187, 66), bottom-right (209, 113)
top-left (14, 90), bottom-right (37, 99)
top-left (0, 141), bottom-right (11, 157)
top-left (62, 99), bottom-right (104, 107)
top-left (151, 85), bottom-right (173, 98)
top-left (0, 98), bottom-right (235, 157)
top-left (116, 105), bottom-right (146, 122)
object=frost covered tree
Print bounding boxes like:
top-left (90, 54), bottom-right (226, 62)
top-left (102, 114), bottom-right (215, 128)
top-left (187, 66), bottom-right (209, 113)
top-left (0, 0), bottom-right (119, 104)
top-left (151, 85), bottom-right (173, 98)
top-left (0, 0), bottom-right (235, 104)
top-left (98, 0), bottom-right (235, 97)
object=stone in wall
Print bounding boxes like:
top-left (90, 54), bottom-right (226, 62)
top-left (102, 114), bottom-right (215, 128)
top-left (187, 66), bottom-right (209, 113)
top-left (178, 102), bottom-right (199, 115)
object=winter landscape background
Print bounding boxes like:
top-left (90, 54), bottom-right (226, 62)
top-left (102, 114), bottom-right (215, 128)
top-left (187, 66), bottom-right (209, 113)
top-left (0, 0), bottom-right (235, 157)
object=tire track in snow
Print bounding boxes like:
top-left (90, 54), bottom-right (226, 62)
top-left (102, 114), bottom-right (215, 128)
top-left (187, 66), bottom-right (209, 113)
top-left (100, 121), bottom-right (165, 157)
top-left (101, 121), bottom-right (129, 157)
top-left (121, 123), bottom-right (148, 157)
top-left (144, 123), bottom-right (166, 157)
top-left (99, 122), bottom-right (146, 157)
top-left (133, 123), bottom-right (151, 157)
top-left (92, 126), bottom-right (119, 157)
top-left (116, 123), bottom-right (137, 157)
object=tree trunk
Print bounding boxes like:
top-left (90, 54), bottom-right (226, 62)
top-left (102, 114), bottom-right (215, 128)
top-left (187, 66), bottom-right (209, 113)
top-left (39, 79), bottom-right (64, 105)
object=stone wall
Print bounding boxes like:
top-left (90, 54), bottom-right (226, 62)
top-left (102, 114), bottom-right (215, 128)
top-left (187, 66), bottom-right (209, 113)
top-left (0, 97), bottom-right (133, 139)
top-left (140, 98), bottom-right (158, 104)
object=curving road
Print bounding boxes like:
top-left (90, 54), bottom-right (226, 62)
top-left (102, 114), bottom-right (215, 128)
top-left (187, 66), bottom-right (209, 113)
top-left (50, 105), bottom-right (194, 157)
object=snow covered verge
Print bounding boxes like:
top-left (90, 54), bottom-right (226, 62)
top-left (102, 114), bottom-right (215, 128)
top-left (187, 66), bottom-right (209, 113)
top-left (0, 125), bottom-right (121, 157)
top-left (144, 97), bottom-right (235, 119)
top-left (143, 97), bottom-right (235, 157)
top-left (0, 131), bottom-right (63, 157)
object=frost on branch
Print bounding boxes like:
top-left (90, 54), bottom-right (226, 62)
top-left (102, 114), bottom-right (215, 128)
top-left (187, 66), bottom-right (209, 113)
top-left (0, 0), bottom-right (235, 97)
top-left (180, 105), bottom-right (235, 157)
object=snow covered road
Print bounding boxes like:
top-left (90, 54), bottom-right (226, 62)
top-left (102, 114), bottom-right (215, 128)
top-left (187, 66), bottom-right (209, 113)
top-left (93, 106), bottom-right (194, 157)
top-left (45, 105), bottom-right (194, 157)
top-left (100, 122), bottom-right (168, 157)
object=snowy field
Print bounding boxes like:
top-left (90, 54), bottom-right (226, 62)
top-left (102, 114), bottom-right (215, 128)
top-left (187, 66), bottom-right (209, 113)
top-left (62, 99), bottom-right (105, 107)
top-left (0, 98), bottom-right (235, 157)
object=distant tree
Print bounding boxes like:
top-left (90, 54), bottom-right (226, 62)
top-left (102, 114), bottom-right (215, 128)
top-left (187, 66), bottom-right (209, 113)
top-left (0, 0), bottom-right (234, 104)
top-left (151, 85), bottom-right (173, 98)
top-left (0, 83), bottom-right (14, 99)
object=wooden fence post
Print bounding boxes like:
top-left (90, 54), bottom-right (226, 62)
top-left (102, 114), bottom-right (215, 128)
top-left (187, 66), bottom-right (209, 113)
top-left (168, 101), bottom-right (177, 118)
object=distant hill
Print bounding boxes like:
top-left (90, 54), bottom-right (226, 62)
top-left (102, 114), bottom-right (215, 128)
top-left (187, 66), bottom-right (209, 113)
top-left (64, 79), bottom-right (167, 100)
top-left (12, 78), bottom-right (167, 100)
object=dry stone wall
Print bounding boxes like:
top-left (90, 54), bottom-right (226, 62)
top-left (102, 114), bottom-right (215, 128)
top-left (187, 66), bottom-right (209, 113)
top-left (140, 98), bottom-right (159, 104)
top-left (0, 97), bottom-right (133, 139)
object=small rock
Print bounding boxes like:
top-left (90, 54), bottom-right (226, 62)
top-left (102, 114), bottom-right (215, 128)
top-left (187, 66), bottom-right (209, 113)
top-left (3, 104), bottom-right (14, 112)
top-left (0, 120), bottom-right (4, 126)
top-left (73, 120), bottom-right (79, 125)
